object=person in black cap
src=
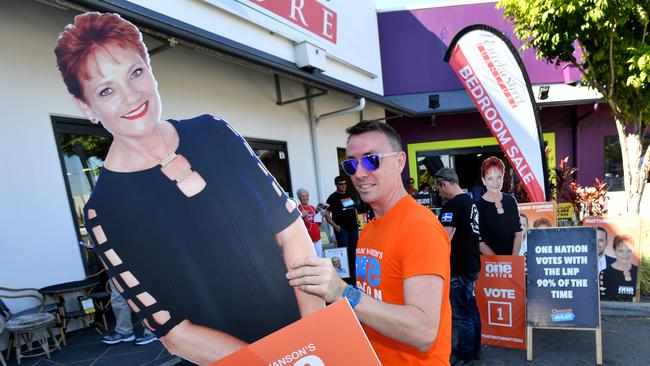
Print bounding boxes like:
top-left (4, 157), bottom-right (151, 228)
top-left (435, 167), bottom-right (481, 365)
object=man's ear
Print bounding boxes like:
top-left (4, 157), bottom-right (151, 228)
top-left (73, 97), bottom-right (94, 120)
top-left (397, 151), bottom-right (407, 173)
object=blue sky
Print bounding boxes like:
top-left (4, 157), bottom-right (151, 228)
top-left (375, 0), bottom-right (495, 11)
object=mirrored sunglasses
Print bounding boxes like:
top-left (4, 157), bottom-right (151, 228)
top-left (340, 152), bottom-right (400, 176)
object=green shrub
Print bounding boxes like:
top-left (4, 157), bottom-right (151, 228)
top-left (641, 255), bottom-right (650, 297)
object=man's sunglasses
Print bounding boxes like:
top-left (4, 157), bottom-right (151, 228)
top-left (341, 152), bottom-right (400, 176)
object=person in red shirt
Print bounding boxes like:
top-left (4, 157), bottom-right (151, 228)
top-left (287, 120), bottom-right (451, 366)
top-left (297, 188), bottom-right (323, 257)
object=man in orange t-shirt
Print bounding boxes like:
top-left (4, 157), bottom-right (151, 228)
top-left (287, 120), bottom-right (452, 365)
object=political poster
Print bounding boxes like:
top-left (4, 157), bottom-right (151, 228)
top-left (213, 299), bottom-right (381, 366)
top-left (518, 202), bottom-right (557, 256)
top-left (582, 216), bottom-right (642, 301)
top-left (475, 255), bottom-right (526, 349)
top-left (518, 202), bottom-right (556, 228)
top-left (526, 227), bottom-right (600, 328)
top-left (556, 202), bottom-right (576, 227)
top-left (324, 247), bottom-right (351, 279)
top-left (413, 193), bottom-right (432, 208)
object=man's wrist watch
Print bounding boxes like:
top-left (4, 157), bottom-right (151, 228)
top-left (343, 285), bottom-right (362, 309)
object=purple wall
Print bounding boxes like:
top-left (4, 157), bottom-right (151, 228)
top-left (378, 2), bottom-right (581, 95)
top-left (389, 105), bottom-right (617, 186)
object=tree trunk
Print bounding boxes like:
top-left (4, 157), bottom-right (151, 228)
top-left (615, 118), bottom-right (648, 215)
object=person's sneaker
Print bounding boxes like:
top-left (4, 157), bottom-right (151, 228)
top-left (102, 331), bottom-right (135, 344)
top-left (134, 333), bottom-right (158, 346)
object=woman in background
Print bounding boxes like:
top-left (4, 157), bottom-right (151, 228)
top-left (297, 188), bottom-right (323, 257)
top-left (476, 157), bottom-right (522, 255)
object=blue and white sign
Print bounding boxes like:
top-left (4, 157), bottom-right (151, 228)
top-left (526, 227), bottom-right (600, 329)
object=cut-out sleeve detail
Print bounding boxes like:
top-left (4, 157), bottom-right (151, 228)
top-left (152, 310), bottom-right (171, 325)
top-left (127, 299), bottom-right (140, 313)
top-left (136, 292), bottom-right (157, 307)
top-left (104, 249), bottom-right (123, 266)
top-left (111, 277), bottom-right (124, 293)
top-left (119, 271), bottom-right (140, 288)
top-left (87, 209), bottom-right (97, 219)
top-left (92, 225), bottom-right (107, 245)
top-left (142, 318), bottom-right (155, 332)
top-left (285, 198), bottom-right (297, 213)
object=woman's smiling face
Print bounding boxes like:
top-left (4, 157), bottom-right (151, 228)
top-left (482, 167), bottom-right (504, 194)
top-left (74, 43), bottom-right (161, 138)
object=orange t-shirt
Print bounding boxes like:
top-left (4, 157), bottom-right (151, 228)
top-left (356, 195), bottom-right (451, 366)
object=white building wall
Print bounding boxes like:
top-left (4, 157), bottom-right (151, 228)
top-left (126, 0), bottom-right (385, 93)
top-left (0, 0), bottom-right (384, 312)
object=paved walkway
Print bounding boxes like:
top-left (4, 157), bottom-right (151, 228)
top-left (4, 301), bottom-right (649, 365)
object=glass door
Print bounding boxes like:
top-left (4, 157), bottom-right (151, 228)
top-left (53, 116), bottom-right (111, 272)
top-left (247, 138), bottom-right (293, 196)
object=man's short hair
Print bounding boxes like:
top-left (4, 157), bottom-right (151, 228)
top-left (345, 120), bottom-right (402, 152)
top-left (334, 175), bottom-right (346, 185)
top-left (434, 167), bottom-right (459, 185)
top-left (596, 226), bottom-right (608, 240)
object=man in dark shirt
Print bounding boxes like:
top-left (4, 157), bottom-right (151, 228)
top-left (435, 168), bottom-right (481, 365)
top-left (325, 176), bottom-right (359, 281)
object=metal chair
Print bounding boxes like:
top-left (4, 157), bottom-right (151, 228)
top-left (85, 269), bottom-right (112, 332)
top-left (0, 288), bottom-right (61, 364)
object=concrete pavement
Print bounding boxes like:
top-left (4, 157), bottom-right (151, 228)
top-left (472, 301), bottom-right (650, 365)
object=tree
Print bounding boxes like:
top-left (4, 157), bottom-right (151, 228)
top-left (498, 0), bottom-right (650, 214)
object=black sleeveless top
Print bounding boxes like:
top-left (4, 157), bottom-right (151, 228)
top-left (84, 115), bottom-right (300, 342)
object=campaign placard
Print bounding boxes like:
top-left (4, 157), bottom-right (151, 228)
top-left (518, 202), bottom-right (557, 256)
top-left (582, 216), bottom-right (642, 301)
top-left (476, 255), bottom-right (526, 349)
top-left (413, 193), bottom-right (432, 208)
top-left (212, 299), bottom-right (381, 366)
top-left (526, 227), bottom-right (600, 328)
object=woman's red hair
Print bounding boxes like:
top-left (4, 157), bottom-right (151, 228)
top-left (54, 12), bottom-right (148, 101)
top-left (481, 156), bottom-right (505, 178)
top-left (613, 234), bottom-right (634, 250)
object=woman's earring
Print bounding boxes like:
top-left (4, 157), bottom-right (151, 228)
top-left (90, 117), bottom-right (99, 124)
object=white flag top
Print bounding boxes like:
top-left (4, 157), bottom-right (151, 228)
top-left (445, 25), bottom-right (547, 201)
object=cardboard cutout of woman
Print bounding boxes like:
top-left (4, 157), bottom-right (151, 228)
top-left (54, 12), bottom-right (323, 365)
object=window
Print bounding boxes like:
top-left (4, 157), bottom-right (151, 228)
top-left (53, 116), bottom-right (111, 273)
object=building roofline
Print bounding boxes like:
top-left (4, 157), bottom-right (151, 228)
top-left (70, 0), bottom-right (416, 116)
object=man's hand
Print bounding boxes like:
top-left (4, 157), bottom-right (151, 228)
top-left (286, 256), bottom-right (348, 303)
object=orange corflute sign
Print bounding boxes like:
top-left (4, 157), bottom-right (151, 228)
top-left (475, 255), bottom-right (526, 350)
top-left (211, 299), bottom-right (381, 366)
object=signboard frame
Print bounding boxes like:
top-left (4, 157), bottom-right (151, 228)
top-left (525, 227), bottom-right (602, 364)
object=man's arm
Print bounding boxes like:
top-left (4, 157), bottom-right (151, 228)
top-left (286, 257), bottom-right (443, 352)
top-left (322, 210), bottom-right (340, 232)
top-left (162, 320), bottom-right (247, 365)
top-left (275, 218), bottom-right (326, 317)
top-left (443, 226), bottom-right (456, 241)
top-left (511, 231), bottom-right (523, 256)
top-left (479, 241), bottom-right (496, 255)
